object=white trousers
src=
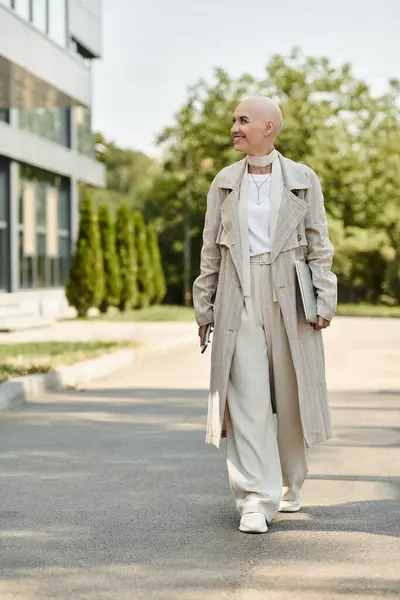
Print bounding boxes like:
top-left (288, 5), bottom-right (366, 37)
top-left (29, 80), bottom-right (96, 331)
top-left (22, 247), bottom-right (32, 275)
top-left (226, 256), bottom-right (308, 521)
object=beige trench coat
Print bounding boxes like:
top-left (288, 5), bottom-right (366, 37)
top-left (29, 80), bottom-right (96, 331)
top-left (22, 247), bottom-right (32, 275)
top-left (192, 152), bottom-right (337, 449)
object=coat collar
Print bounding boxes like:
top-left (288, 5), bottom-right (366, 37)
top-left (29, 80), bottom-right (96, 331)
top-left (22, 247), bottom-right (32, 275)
top-left (279, 153), bottom-right (312, 191)
top-left (216, 152), bottom-right (312, 192)
top-left (215, 151), bottom-right (312, 278)
top-left (216, 157), bottom-right (247, 192)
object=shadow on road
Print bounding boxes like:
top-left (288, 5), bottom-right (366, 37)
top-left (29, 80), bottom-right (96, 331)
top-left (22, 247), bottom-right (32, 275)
top-left (0, 387), bottom-right (399, 598)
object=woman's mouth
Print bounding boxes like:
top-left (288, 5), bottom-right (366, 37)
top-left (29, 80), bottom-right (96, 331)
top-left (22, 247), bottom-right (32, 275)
top-left (234, 136), bottom-right (245, 144)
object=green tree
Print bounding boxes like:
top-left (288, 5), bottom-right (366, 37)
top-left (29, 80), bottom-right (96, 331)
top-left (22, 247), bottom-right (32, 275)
top-left (133, 211), bottom-right (154, 308)
top-left (148, 223), bottom-right (167, 304)
top-left (142, 49), bottom-right (400, 304)
top-left (115, 204), bottom-right (138, 311)
top-left (98, 204), bottom-right (121, 313)
top-left (66, 192), bottom-right (104, 317)
top-left (385, 242), bottom-right (400, 304)
top-left (89, 133), bottom-right (161, 214)
top-left (333, 227), bottom-right (394, 303)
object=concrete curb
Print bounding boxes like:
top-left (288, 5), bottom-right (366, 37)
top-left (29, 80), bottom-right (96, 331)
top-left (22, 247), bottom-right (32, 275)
top-left (0, 335), bottom-right (196, 412)
top-left (0, 348), bottom-right (136, 411)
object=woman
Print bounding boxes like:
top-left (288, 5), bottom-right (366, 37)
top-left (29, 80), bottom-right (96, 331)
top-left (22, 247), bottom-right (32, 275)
top-left (192, 96), bottom-right (337, 534)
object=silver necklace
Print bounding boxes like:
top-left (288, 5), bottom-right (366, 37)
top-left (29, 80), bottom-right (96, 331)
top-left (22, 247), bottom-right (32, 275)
top-left (250, 173), bottom-right (271, 205)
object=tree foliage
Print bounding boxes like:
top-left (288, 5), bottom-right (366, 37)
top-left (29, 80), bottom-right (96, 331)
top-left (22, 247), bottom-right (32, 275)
top-left (133, 211), bottom-right (154, 308)
top-left (89, 133), bottom-right (161, 214)
top-left (98, 204), bottom-right (121, 313)
top-left (66, 192), bottom-right (104, 317)
top-left (141, 49), bottom-right (400, 305)
top-left (115, 204), bottom-right (138, 311)
top-left (148, 223), bottom-right (167, 305)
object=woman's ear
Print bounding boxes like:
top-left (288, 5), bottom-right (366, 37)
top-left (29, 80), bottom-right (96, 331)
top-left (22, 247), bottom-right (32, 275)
top-left (265, 120), bottom-right (273, 137)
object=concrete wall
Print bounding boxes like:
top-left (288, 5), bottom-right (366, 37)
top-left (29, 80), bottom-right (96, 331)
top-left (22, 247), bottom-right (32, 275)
top-left (0, 120), bottom-right (105, 187)
top-left (0, 288), bottom-right (75, 320)
top-left (68, 0), bottom-right (102, 58)
top-left (0, 4), bottom-right (92, 107)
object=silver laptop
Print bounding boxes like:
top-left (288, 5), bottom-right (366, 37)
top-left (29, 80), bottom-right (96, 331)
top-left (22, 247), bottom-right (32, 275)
top-left (295, 260), bottom-right (318, 324)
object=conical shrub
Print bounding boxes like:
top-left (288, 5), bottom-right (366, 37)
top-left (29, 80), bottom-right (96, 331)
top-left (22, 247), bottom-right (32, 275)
top-left (66, 191), bottom-right (104, 317)
top-left (133, 211), bottom-right (154, 308)
top-left (148, 223), bottom-right (167, 304)
top-left (98, 204), bottom-right (121, 313)
top-left (115, 204), bottom-right (138, 311)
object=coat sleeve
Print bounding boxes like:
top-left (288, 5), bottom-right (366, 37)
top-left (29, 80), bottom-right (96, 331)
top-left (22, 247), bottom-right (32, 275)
top-left (192, 177), bottom-right (222, 327)
top-left (304, 170), bottom-right (338, 322)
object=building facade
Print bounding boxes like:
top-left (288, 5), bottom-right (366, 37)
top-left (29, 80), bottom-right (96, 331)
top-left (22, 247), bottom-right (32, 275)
top-left (0, 0), bottom-right (105, 320)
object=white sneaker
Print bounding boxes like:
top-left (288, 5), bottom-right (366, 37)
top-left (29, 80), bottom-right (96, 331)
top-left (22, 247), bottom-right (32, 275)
top-left (279, 499), bottom-right (301, 513)
top-left (239, 512), bottom-right (268, 534)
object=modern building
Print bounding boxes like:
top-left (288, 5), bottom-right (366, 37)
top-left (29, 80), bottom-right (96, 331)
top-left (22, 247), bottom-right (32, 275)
top-left (0, 0), bottom-right (105, 323)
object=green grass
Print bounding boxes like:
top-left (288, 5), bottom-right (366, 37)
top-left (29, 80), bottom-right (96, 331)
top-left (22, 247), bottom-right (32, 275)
top-left (92, 305), bottom-right (196, 322)
top-left (61, 301), bottom-right (400, 325)
top-left (336, 303), bottom-right (400, 318)
top-left (0, 341), bottom-right (135, 383)
top-left (87, 303), bottom-right (400, 322)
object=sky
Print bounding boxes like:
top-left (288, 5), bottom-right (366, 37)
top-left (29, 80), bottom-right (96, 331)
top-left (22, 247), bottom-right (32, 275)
top-left (92, 0), bottom-right (399, 156)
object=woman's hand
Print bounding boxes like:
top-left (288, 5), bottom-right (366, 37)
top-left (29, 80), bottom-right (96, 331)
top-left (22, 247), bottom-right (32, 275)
top-left (198, 325), bottom-right (210, 346)
top-left (313, 316), bottom-right (330, 331)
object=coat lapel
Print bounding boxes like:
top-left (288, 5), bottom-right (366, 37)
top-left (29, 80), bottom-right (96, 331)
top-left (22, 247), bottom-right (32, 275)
top-left (271, 154), bottom-right (312, 262)
top-left (216, 154), bottom-right (313, 282)
top-left (217, 158), bottom-right (247, 289)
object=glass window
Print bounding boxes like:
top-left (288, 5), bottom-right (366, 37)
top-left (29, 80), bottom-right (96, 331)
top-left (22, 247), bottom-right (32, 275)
top-left (36, 232), bottom-right (47, 287)
top-left (0, 225), bottom-right (9, 291)
top-left (0, 109), bottom-right (9, 122)
top-left (0, 161), bottom-right (8, 222)
top-left (32, 0), bottom-right (47, 33)
top-left (18, 107), bottom-right (70, 147)
top-left (76, 106), bottom-right (94, 156)
top-left (55, 108), bottom-right (70, 146)
top-left (35, 181), bottom-right (46, 228)
top-left (59, 235), bottom-right (69, 258)
top-left (48, 0), bottom-right (67, 46)
top-left (58, 235), bottom-right (70, 286)
top-left (0, 160), bottom-right (9, 291)
top-left (49, 256), bottom-right (58, 286)
top-left (19, 230), bottom-right (34, 289)
top-left (18, 165), bottom-right (71, 289)
top-left (14, 0), bottom-right (30, 20)
top-left (58, 184), bottom-right (70, 230)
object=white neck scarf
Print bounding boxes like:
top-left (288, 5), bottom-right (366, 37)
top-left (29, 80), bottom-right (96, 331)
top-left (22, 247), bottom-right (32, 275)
top-left (239, 149), bottom-right (282, 299)
top-left (247, 150), bottom-right (277, 168)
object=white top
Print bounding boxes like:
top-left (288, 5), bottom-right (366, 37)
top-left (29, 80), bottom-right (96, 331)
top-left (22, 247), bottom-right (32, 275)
top-left (247, 172), bottom-right (285, 256)
top-left (247, 173), bottom-right (272, 256)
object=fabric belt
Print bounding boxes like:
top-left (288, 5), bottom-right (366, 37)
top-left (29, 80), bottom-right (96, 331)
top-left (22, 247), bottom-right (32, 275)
top-left (249, 252), bottom-right (277, 301)
top-left (250, 252), bottom-right (272, 265)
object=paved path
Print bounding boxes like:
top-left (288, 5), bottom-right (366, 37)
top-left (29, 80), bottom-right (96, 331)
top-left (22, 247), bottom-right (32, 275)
top-left (0, 323), bottom-right (400, 599)
top-left (0, 316), bottom-right (400, 390)
top-left (0, 321), bottom-right (196, 351)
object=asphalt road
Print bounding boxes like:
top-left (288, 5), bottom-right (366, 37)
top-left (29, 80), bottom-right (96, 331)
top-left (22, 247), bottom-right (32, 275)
top-left (0, 342), bottom-right (399, 600)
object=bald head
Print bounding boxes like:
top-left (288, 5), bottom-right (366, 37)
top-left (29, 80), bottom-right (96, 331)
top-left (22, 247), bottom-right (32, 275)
top-left (231, 96), bottom-right (283, 155)
top-left (239, 97), bottom-right (283, 136)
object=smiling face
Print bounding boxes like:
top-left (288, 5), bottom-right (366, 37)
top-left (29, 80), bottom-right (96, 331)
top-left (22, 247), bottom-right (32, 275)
top-left (231, 97), bottom-right (283, 155)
